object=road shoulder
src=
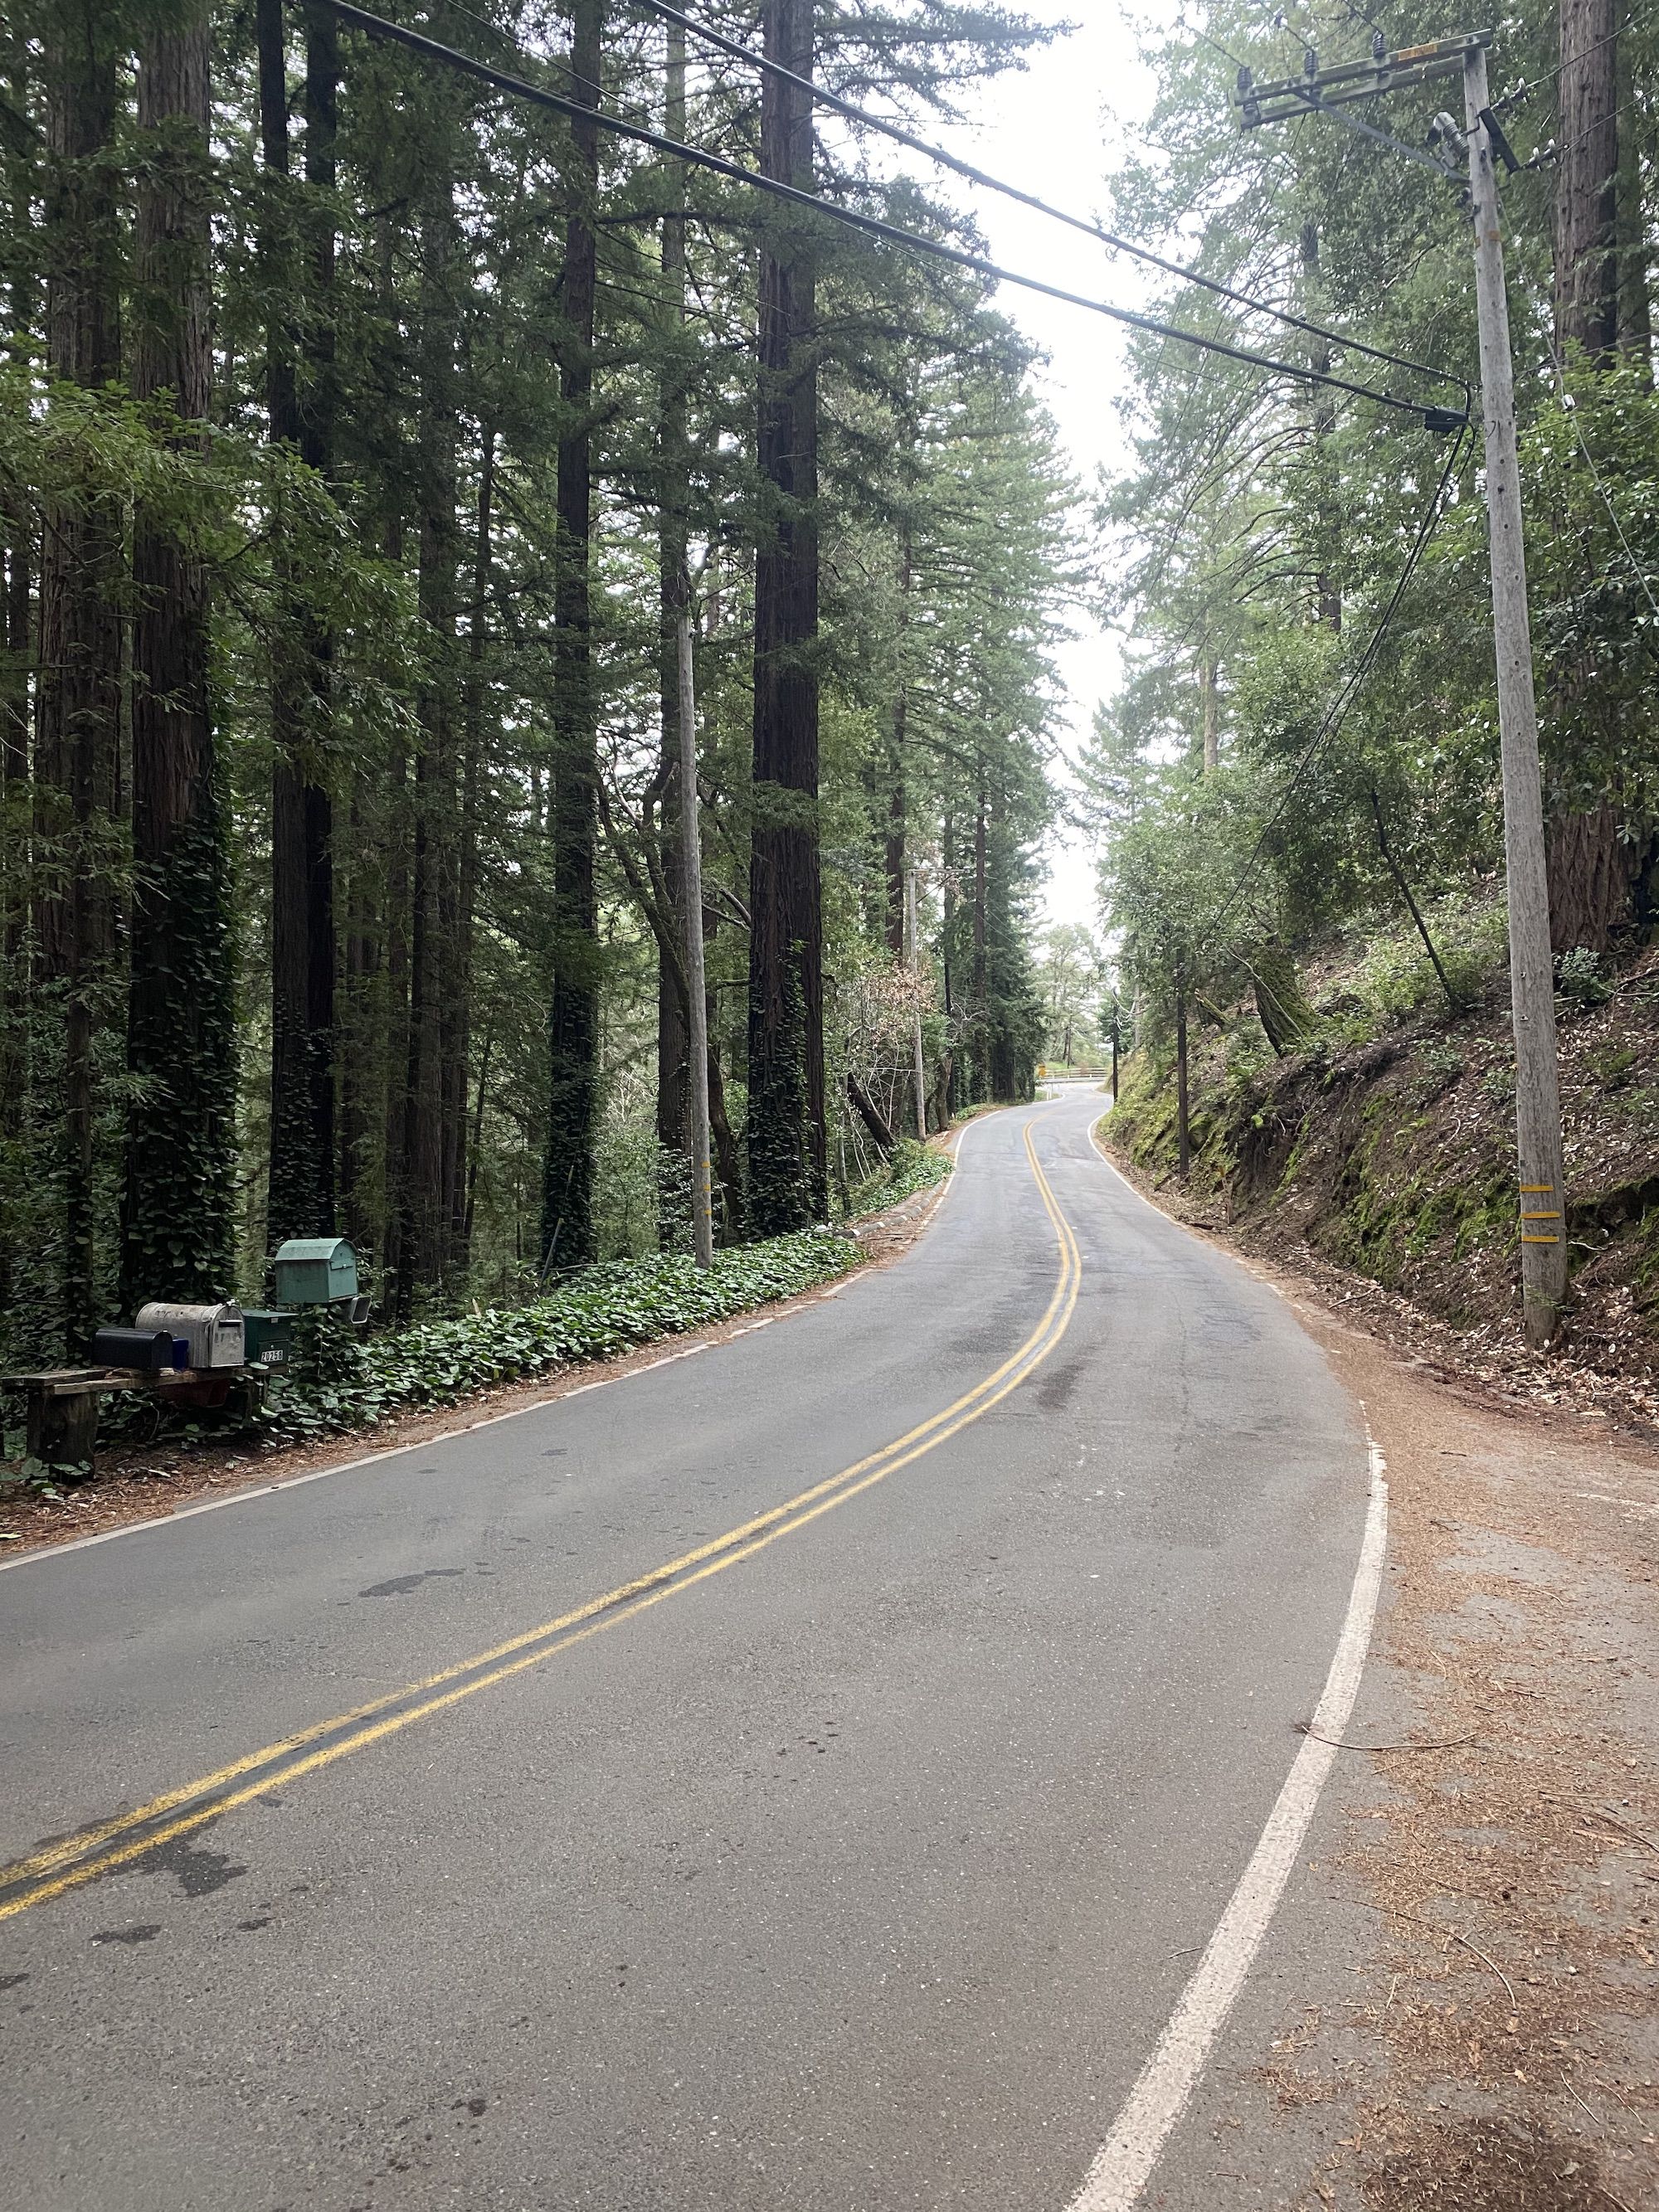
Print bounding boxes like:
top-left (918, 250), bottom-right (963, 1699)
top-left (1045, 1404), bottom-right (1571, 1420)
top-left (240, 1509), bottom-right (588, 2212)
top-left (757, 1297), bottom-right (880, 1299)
top-left (0, 1150), bottom-right (965, 1564)
top-left (1097, 1121), bottom-right (1659, 2210)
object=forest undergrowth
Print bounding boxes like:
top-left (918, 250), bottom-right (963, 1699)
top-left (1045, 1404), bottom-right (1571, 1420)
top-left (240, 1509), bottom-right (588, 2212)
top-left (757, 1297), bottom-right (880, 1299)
top-left (1107, 896), bottom-right (1659, 1428)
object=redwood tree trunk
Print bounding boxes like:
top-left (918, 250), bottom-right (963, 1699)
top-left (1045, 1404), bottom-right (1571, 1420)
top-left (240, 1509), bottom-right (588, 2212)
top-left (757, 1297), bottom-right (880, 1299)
top-left (883, 527), bottom-right (912, 955)
top-left (121, 0), bottom-right (237, 1312)
top-left (747, 0), bottom-right (825, 1232)
top-left (542, 0), bottom-right (602, 1272)
top-left (1555, 0), bottom-right (1620, 362)
top-left (655, 21), bottom-right (690, 1203)
top-left (400, 152), bottom-right (461, 1310)
top-left (1545, 800), bottom-right (1636, 953)
top-left (1547, 0), bottom-right (1630, 950)
top-left (261, 0), bottom-right (338, 1243)
top-left (32, 2), bottom-right (123, 1356)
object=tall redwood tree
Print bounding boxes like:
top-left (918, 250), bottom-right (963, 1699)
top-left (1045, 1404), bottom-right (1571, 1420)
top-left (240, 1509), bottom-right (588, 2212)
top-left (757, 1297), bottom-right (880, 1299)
top-left (542, 0), bottom-right (603, 1271)
top-left (120, 0), bottom-right (237, 1311)
top-left (747, 0), bottom-right (825, 1232)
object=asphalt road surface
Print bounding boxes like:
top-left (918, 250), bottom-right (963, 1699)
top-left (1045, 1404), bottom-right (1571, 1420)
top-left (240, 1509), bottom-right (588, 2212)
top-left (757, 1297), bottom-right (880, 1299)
top-left (0, 1091), bottom-right (1376, 2211)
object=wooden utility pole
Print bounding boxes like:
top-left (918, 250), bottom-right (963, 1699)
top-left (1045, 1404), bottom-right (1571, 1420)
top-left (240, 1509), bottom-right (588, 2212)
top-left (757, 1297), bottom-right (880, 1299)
top-left (677, 611), bottom-right (714, 1270)
top-left (904, 863), bottom-right (927, 1140)
top-left (1233, 31), bottom-right (1569, 1348)
top-left (1464, 43), bottom-right (1569, 1348)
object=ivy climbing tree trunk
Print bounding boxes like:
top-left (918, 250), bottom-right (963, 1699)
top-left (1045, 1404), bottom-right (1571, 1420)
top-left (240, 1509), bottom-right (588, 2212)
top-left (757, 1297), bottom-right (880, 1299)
top-left (655, 17), bottom-right (690, 1213)
top-left (1613, 33), bottom-right (1651, 363)
top-left (452, 423), bottom-right (493, 1279)
top-left (31, 0), bottom-right (124, 1359)
top-left (747, 0), bottom-right (825, 1233)
top-left (120, 0), bottom-right (237, 1313)
top-left (542, 0), bottom-right (602, 1273)
top-left (399, 131), bottom-right (462, 1311)
top-left (261, 0), bottom-right (338, 1244)
top-left (0, 35), bottom-right (35, 1337)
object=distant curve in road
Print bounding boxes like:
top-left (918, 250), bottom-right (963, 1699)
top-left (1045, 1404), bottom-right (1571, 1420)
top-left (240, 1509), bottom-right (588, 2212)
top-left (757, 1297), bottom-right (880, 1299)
top-left (0, 1090), bottom-right (1374, 2212)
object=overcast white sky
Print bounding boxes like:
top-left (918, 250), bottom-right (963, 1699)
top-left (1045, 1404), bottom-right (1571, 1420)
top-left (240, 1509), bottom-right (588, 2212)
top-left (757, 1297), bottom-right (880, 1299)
top-left (950, 6), bottom-right (1170, 936)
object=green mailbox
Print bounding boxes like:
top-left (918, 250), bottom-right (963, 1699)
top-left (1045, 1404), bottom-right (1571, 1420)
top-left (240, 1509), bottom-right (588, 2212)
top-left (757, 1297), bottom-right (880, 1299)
top-left (242, 1309), bottom-right (295, 1368)
top-left (271, 1237), bottom-right (359, 1307)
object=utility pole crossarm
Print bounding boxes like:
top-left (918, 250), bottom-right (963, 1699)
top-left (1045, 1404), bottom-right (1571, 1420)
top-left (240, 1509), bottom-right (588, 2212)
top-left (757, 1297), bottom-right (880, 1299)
top-left (1233, 30), bottom-right (1490, 126)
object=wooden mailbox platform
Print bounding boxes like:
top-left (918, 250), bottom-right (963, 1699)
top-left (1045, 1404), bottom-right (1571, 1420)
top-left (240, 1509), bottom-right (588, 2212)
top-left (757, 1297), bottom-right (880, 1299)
top-left (2, 1366), bottom-right (269, 1471)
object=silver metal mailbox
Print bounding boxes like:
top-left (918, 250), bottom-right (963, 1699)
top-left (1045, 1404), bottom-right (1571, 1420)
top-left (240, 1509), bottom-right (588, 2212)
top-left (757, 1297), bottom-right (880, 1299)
top-left (134, 1301), bottom-right (245, 1371)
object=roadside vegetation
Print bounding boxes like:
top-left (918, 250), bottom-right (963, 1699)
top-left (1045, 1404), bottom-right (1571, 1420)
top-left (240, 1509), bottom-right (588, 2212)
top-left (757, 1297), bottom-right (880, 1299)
top-left (0, 1140), bottom-right (951, 1494)
top-left (0, 0), bottom-right (1059, 1393)
top-left (268, 1228), bottom-right (860, 1442)
top-left (1107, 897), bottom-right (1659, 1386)
top-left (1087, 0), bottom-right (1658, 1375)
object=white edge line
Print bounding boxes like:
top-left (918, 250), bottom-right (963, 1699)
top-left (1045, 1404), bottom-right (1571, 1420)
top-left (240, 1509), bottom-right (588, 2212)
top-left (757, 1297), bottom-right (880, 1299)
top-left (2, 1130), bottom-right (981, 1577)
top-left (1063, 1438), bottom-right (1390, 2212)
top-left (0, 1327), bottom-right (760, 1572)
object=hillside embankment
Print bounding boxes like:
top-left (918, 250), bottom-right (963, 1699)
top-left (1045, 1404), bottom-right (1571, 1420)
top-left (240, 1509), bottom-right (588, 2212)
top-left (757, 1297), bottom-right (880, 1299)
top-left (1107, 907), bottom-right (1659, 1428)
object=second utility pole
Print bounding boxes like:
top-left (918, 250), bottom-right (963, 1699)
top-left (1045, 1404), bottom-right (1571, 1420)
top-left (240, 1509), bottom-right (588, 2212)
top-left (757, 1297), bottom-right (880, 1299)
top-left (1463, 41), bottom-right (1567, 1348)
top-left (904, 863), bottom-right (927, 1140)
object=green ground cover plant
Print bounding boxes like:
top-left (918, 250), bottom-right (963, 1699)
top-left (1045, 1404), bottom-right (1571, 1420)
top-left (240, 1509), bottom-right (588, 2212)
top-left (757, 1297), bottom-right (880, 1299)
top-left (270, 1232), bottom-right (867, 1442)
top-left (843, 1140), bottom-right (952, 1220)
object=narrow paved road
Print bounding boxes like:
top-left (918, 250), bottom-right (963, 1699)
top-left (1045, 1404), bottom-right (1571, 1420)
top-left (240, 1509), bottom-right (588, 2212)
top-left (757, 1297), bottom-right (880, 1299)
top-left (0, 1092), bottom-right (1373, 2211)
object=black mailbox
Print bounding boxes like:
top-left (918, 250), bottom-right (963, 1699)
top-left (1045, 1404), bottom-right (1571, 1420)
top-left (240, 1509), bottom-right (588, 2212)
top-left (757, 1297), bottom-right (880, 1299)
top-left (90, 1328), bottom-right (177, 1373)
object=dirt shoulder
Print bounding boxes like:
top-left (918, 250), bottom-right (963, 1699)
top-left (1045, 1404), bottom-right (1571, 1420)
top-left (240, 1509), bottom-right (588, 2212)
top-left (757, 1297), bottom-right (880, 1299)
top-left (0, 1149), bottom-right (958, 1563)
top-left (1102, 1125), bottom-right (1659, 2210)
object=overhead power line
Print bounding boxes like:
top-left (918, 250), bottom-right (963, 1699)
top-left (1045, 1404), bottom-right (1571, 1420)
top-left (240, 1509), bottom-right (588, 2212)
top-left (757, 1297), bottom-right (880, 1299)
top-left (627, 0), bottom-right (1466, 404)
top-left (1506, 0), bottom-right (1656, 95)
top-left (320, 0), bottom-right (1467, 426)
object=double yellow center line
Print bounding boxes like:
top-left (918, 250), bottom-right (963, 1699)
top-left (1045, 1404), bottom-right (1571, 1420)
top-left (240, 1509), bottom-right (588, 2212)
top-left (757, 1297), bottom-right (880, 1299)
top-left (0, 1114), bottom-right (1082, 1928)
